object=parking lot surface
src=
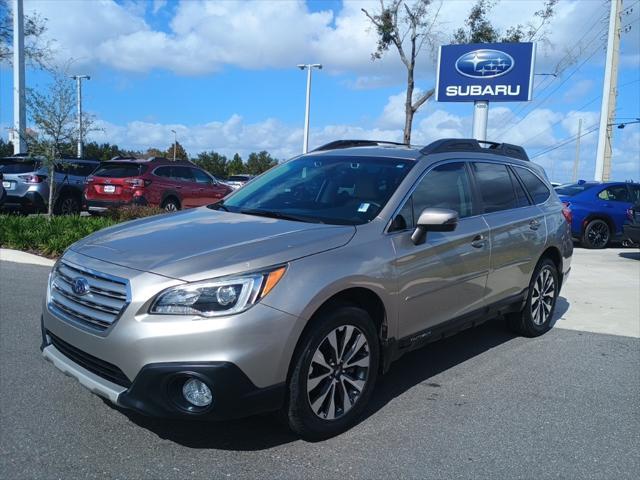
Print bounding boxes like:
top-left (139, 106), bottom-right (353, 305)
top-left (1, 248), bottom-right (639, 479)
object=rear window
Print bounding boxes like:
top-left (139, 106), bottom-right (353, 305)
top-left (0, 158), bottom-right (40, 174)
top-left (92, 163), bottom-right (147, 178)
top-left (514, 166), bottom-right (551, 204)
top-left (472, 162), bottom-right (519, 213)
top-left (554, 183), bottom-right (597, 196)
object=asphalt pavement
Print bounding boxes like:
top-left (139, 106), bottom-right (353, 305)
top-left (0, 249), bottom-right (639, 479)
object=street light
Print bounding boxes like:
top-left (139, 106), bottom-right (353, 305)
top-left (71, 75), bottom-right (90, 158)
top-left (297, 63), bottom-right (322, 154)
top-left (170, 129), bottom-right (177, 161)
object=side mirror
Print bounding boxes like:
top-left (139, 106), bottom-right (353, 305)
top-left (411, 208), bottom-right (459, 245)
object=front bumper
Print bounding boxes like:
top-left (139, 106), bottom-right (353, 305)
top-left (41, 324), bottom-right (286, 420)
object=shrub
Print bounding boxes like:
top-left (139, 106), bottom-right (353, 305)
top-left (0, 207), bottom-right (164, 258)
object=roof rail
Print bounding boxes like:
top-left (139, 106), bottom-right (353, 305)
top-left (313, 139), bottom-right (409, 152)
top-left (420, 138), bottom-right (529, 161)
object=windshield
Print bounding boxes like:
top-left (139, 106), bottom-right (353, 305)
top-left (555, 183), bottom-right (597, 196)
top-left (92, 163), bottom-right (148, 178)
top-left (0, 158), bottom-right (40, 174)
top-left (214, 155), bottom-right (414, 225)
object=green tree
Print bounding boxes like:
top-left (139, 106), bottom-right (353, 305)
top-left (195, 151), bottom-right (228, 178)
top-left (453, 0), bottom-right (558, 44)
top-left (166, 141), bottom-right (188, 161)
top-left (227, 153), bottom-right (245, 176)
top-left (83, 142), bottom-right (121, 161)
top-left (246, 151), bottom-right (277, 175)
top-left (0, 138), bottom-right (13, 157)
top-left (26, 70), bottom-right (77, 217)
top-left (146, 147), bottom-right (165, 158)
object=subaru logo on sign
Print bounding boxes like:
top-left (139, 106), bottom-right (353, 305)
top-left (455, 49), bottom-right (515, 79)
top-left (72, 277), bottom-right (90, 296)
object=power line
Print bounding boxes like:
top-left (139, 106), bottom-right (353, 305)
top-left (496, 41), bottom-right (606, 141)
top-left (530, 124), bottom-right (599, 159)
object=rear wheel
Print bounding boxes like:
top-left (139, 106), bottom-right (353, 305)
top-left (54, 195), bottom-right (81, 215)
top-left (508, 258), bottom-right (559, 337)
top-left (582, 219), bottom-right (610, 249)
top-left (283, 306), bottom-right (379, 440)
top-left (161, 197), bottom-right (180, 212)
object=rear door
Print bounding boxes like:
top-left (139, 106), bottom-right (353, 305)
top-left (391, 161), bottom-right (490, 338)
top-left (172, 166), bottom-right (197, 208)
top-left (471, 161), bottom-right (547, 306)
top-left (595, 184), bottom-right (633, 235)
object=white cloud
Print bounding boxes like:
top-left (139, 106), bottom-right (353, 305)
top-left (152, 0), bottom-right (167, 15)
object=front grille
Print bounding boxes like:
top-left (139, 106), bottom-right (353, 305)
top-left (49, 260), bottom-right (129, 332)
top-left (47, 331), bottom-right (132, 387)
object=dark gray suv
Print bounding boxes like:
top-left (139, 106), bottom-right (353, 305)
top-left (41, 139), bottom-right (573, 439)
top-left (1, 156), bottom-right (98, 214)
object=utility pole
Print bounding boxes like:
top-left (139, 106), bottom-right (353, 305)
top-left (12, 0), bottom-right (26, 154)
top-left (171, 129), bottom-right (177, 161)
top-left (572, 118), bottom-right (582, 182)
top-left (595, 0), bottom-right (622, 182)
top-left (472, 101), bottom-right (489, 141)
top-left (72, 75), bottom-right (90, 158)
top-left (297, 64), bottom-right (322, 154)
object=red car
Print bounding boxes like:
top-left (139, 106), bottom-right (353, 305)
top-left (84, 157), bottom-right (232, 213)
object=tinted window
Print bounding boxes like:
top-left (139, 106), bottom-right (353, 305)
top-left (598, 185), bottom-right (630, 202)
top-left (510, 168), bottom-right (531, 207)
top-left (154, 166), bottom-right (172, 178)
top-left (93, 163), bottom-right (147, 178)
top-left (55, 161), bottom-right (97, 176)
top-left (0, 158), bottom-right (40, 174)
top-left (412, 162), bottom-right (474, 220)
top-left (629, 185), bottom-right (640, 203)
top-left (219, 155), bottom-right (414, 225)
top-left (228, 175), bottom-right (250, 181)
top-left (514, 166), bottom-right (550, 204)
top-left (192, 168), bottom-right (213, 184)
top-left (472, 162), bottom-right (518, 213)
top-left (172, 166), bottom-right (194, 182)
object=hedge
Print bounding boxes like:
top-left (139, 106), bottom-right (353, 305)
top-left (0, 206), bottom-right (164, 258)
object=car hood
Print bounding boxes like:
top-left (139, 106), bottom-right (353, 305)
top-left (70, 208), bottom-right (356, 281)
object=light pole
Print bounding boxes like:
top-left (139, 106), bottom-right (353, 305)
top-left (171, 129), bottom-right (177, 161)
top-left (297, 63), bottom-right (322, 154)
top-left (13, 0), bottom-right (26, 154)
top-left (71, 75), bottom-right (90, 158)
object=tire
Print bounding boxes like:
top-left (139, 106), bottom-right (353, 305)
top-left (53, 195), bottom-right (81, 215)
top-left (283, 305), bottom-right (379, 440)
top-left (581, 219), bottom-right (610, 249)
top-left (508, 258), bottom-right (559, 337)
top-left (161, 197), bottom-right (180, 212)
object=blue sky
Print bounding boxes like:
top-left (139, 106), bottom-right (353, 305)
top-left (0, 0), bottom-right (638, 183)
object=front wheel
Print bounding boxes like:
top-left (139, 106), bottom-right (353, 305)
top-left (283, 306), bottom-right (379, 440)
top-left (582, 219), bottom-right (610, 249)
top-left (508, 258), bottom-right (559, 337)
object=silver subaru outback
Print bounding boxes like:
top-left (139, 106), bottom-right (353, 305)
top-left (41, 139), bottom-right (573, 440)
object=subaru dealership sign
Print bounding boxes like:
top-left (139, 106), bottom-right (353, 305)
top-left (435, 43), bottom-right (535, 102)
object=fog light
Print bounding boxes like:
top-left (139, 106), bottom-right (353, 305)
top-left (182, 378), bottom-right (213, 407)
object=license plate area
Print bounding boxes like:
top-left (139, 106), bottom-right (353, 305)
top-left (103, 185), bottom-right (116, 193)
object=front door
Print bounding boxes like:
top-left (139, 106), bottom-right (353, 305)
top-left (391, 162), bottom-right (490, 340)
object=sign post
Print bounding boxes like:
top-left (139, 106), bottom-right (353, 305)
top-left (435, 43), bottom-right (536, 141)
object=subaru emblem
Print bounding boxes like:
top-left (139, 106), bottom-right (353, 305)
top-left (455, 49), bottom-right (514, 79)
top-left (72, 277), bottom-right (91, 296)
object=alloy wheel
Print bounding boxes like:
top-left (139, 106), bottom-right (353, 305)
top-left (60, 198), bottom-right (78, 215)
top-left (164, 202), bottom-right (178, 212)
top-left (530, 266), bottom-right (556, 326)
top-left (587, 221), bottom-right (609, 248)
top-left (306, 325), bottom-right (370, 421)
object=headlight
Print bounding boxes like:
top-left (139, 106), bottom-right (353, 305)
top-left (149, 266), bottom-right (286, 317)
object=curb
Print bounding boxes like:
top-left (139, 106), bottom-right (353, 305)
top-left (0, 249), bottom-right (56, 267)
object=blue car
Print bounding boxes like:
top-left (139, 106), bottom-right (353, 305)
top-left (556, 181), bottom-right (640, 248)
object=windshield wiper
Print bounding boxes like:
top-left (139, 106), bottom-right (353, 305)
top-left (238, 208), bottom-right (322, 224)
top-left (209, 201), bottom-right (230, 212)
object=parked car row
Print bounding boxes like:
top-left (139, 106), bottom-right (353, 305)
top-left (0, 155), bottom-right (258, 215)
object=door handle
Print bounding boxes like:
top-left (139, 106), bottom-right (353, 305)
top-left (175, 185), bottom-right (182, 189)
top-left (471, 234), bottom-right (486, 248)
top-left (529, 219), bottom-right (541, 230)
